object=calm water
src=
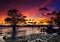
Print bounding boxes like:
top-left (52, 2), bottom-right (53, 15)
top-left (0, 27), bottom-right (48, 35)
top-left (0, 27), bottom-right (59, 42)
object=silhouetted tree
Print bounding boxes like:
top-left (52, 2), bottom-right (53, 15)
top-left (47, 11), bottom-right (59, 33)
top-left (51, 11), bottom-right (58, 25)
top-left (5, 9), bottom-right (26, 40)
top-left (50, 11), bottom-right (60, 34)
top-left (56, 11), bottom-right (60, 25)
top-left (54, 11), bottom-right (60, 33)
top-left (55, 11), bottom-right (60, 34)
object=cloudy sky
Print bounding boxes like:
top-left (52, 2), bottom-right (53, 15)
top-left (0, 0), bottom-right (60, 23)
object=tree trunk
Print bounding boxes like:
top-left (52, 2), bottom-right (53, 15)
top-left (12, 24), bottom-right (16, 41)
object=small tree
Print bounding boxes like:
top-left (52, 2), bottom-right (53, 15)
top-left (5, 9), bottom-right (26, 40)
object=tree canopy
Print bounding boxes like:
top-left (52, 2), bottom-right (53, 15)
top-left (5, 9), bottom-right (26, 25)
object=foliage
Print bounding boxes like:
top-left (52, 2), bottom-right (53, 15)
top-left (5, 9), bottom-right (26, 25)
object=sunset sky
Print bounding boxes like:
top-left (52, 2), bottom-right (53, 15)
top-left (0, 0), bottom-right (60, 23)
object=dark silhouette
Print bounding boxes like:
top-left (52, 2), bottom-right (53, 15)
top-left (39, 7), bottom-right (53, 33)
top-left (51, 11), bottom-right (57, 15)
top-left (47, 13), bottom-right (51, 16)
top-left (48, 11), bottom-right (60, 34)
top-left (51, 11), bottom-right (57, 23)
top-left (55, 11), bottom-right (60, 34)
top-left (5, 9), bottom-right (26, 41)
top-left (56, 11), bottom-right (60, 25)
top-left (47, 11), bottom-right (59, 33)
top-left (39, 7), bottom-right (49, 16)
top-left (39, 7), bottom-right (48, 11)
top-left (3, 36), bottom-right (6, 41)
top-left (5, 18), bottom-right (12, 24)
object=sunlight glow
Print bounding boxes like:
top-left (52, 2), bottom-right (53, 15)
top-left (0, 17), bottom-right (51, 25)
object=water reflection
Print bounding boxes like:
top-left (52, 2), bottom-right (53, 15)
top-left (0, 27), bottom-right (59, 42)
